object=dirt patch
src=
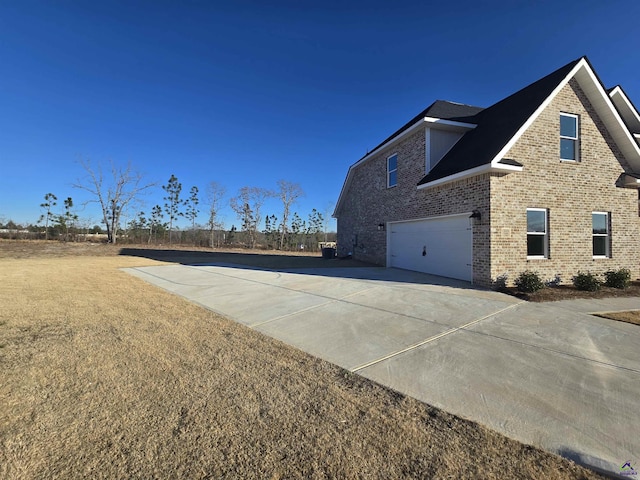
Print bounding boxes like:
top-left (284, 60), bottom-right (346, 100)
top-left (0, 241), bottom-right (604, 479)
top-left (500, 282), bottom-right (640, 302)
top-left (594, 310), bottom-right (640, 326)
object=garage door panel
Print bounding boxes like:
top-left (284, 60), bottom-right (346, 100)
top-left (389, 215), bottom-right (472, 281)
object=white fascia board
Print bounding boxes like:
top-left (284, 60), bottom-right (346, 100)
top-left (334, 120), bottom-right (425, 217)
top-left (494, 162), bottom-right (524, 172)
top-left (489, 58), bottom-right (640, 168)
top-left (333, 119), bottom-right (424, 217)
top-left (423, 117), bottom-right (478, 130)
top-left (416, 162), bottom-right (522, 190)
top-left (332, 169), bottom-right (351, 218)
top-left (335, 117), bottom-right (477, 216)
top-left (488, 60), bottom-right (584, 167)
top-left (609, 85), bottom-right (623, 98)
top-left (354, 119), bottom-right (426, 167)
top-left (609, 86), bottom-right (640, 127)
top-left (353, 118), bottom-right (476, 168)
top-left (577, 66), bottom-right (640, 163)
top-left (622, 174), bottom-right (640, 188)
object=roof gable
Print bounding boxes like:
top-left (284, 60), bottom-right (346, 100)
top-left (333, 100), bottom-right (482, 217)
top-left (364, 100), bottom-right (483, 161)
top-left (609, 85), bottom-right (640, 134)
top-left (334, 57), bottom-right (640, 217)
top-left (418, 57), bottom-right (640, 187)
top-left (417, 58), bottom-right (580, 185)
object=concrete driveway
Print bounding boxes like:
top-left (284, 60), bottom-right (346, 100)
top-left (125, 263), bottom-right (640, 477)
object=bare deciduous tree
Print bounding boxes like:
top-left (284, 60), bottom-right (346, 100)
top-left (206, 181), bottom-right (226, 248)
top-left (73, 159), bottom-right (154, 244)
top-left (229, 186), bottom-right (273, 249)
top-left (276, 180), bottom-right (304, 250)
top-left (323, 200), bottom-right (335, 242)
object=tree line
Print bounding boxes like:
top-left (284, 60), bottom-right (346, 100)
top-left (3, 159), bottom-right (335, 251)
top-left (125, 175), bottom-right (331, 251)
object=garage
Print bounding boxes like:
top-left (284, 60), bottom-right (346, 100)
top-left (387, 214), bottom-right (472, 281)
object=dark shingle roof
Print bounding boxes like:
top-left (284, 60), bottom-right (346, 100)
top-left (423, 100), bottom-right (484, 121)
top-left (362, 100), bottom-right (483, 160)
top-left (417, 57), bottom-right (583, 185)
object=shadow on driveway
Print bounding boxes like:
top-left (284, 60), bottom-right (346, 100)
top-left (118, 247), bottom-right (371, 269)
top-left (118, 247), bottom-right (483, 291)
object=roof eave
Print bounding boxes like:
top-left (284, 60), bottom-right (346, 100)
top-left (358, 117), bottom-right (476, 165)
top-left (621, 173), bottom-right (640, 189)
top-left (577, 65), bottom-right (640, 167)
top-left (487, 57), bottom-right (640, 170)
top-left (417, 162), bottom-right (522, 190)
top-left (486, 59), bottom-right (585, 165)
top-left (609, 86), bottom-right (640, 123)
top-left (609, 85), bottom-right (640, 133)
top-left (334, 118), bottom-right (477, 217)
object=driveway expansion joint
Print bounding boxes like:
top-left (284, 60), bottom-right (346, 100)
top-left (248, 300), bottom-right (336, 328)
top-left (350, 302), bottom-right (524, 372)
top-left (180, 264), bottom-right (509, 331)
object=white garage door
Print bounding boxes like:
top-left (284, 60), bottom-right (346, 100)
top-left (388, 214), bottom-right (472, 281)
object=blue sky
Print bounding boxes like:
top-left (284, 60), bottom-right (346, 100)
top-left (1, 0), bottom-right (638, 231)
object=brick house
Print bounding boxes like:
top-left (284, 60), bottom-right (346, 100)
top-left (334, 57), bottom-right (640, 286)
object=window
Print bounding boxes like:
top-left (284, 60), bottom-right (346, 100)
top-left (560, 113), bottom-right (579, 161)
top-left (527, 209), bottom-right (548, 258)
top-left (387, 154), bottom-right (397, 188)
top-left (592, 212), bottom-right (610, 257)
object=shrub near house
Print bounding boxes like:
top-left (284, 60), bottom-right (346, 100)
top-left (604, 268), bottom-right (631, 289)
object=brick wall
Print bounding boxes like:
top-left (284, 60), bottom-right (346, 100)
top-left (336, 79), bottom-right (640, 287)
top-left (336, 128), bottom-right (491, 284)
top-left (490, 78), bottom-right (640, 285)
top-left (336, 130), bottom-right (426, 264)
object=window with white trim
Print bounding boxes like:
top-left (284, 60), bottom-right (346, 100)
top-left (387, 154), bottom-right (397, 188)
top-left (592, 212), bottom-right (610, 257)
top-left (560, 113), bottom-right (579, 161)
top-left (527, 208), bottom-right (548, 258)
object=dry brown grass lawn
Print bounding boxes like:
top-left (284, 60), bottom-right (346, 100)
top-left (0, 240), bottom-right (603, 479)
top-left (594, 310), bottom-right (640, 326)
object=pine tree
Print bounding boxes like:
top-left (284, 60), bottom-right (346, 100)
top-left (184, 186), bottom-right (199, 237)
top-left (38, 193), bottom-right (57, 240)
top-left (58, 197), bottom-right (78, 241)
top-left (149, 205), bottom-right (164, 244)
top-left (162, 174), bottom-right (183, 244)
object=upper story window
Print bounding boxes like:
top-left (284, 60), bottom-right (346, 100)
top-left (387, 154), bottom-right (398, 188)
top-left (527, 208), bottom-right (548, 258)
top-left (560, 113), bottom-right (579, 161)
top-left (592, 212), bottom-right (610, 258)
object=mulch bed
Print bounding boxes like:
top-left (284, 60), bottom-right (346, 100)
top-left (499, 281), bottom-right (640, 302)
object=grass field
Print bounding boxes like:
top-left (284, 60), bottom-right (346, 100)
top-left (0, 240), bottom-right (603, 479)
